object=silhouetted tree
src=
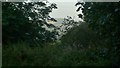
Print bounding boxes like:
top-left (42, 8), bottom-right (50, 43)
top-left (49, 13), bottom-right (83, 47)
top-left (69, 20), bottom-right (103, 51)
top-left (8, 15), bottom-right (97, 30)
top-left (2, 2), bottom-right (59, 46)
top-left (76, 2), bottom-right (120, 66)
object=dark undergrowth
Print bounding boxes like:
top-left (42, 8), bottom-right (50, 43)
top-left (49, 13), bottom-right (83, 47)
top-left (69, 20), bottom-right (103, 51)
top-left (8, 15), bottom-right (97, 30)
top-left (3, 41), bottom-right (114, 66)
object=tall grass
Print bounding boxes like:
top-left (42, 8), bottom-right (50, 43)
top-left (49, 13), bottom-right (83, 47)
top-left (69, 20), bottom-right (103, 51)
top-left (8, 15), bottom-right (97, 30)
top-left (2, 41), bottom-right (112, 66)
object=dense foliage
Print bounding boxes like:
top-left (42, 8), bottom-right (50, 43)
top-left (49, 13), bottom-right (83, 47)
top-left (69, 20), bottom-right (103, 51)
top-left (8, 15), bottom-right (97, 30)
top-left (60, 16), bottom-right (79, 32)
top-left (2, 1), bottom-right (120, 67)
top-left (2, 2), bottom-right (58, 45)
top-left (3, 42), bottom-right (112, 66)
top-left (76, 2), bottom-right (120, 66)
top-left (61, 22), bottom-right (99, 48)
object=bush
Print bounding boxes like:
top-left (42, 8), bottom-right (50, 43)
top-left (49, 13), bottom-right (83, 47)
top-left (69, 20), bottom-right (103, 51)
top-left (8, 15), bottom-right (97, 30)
top-left (61, 22), bottom-right (100, 49)
top-left (2, 41), bottom-right (112, 66)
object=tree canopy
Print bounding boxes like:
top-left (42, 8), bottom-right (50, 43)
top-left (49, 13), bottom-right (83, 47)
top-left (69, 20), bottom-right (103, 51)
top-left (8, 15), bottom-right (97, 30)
top-left (2, 2), bottom-right (59, 45)
top-left (76, 2), bottom-right (120, 66)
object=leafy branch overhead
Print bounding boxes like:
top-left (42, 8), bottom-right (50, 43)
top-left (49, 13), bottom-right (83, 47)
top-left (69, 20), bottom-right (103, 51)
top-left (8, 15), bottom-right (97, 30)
top-left (76, 2), bottom-right (120, 64)
top-left (2, 2), bottom-right (58, 46)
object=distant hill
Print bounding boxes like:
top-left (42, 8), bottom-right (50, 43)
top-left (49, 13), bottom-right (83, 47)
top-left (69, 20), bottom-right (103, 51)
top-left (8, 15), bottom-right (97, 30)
top-left (55, 18), bottom-right (64, 23)
top-left (53, 18), bottom-right (64, 26)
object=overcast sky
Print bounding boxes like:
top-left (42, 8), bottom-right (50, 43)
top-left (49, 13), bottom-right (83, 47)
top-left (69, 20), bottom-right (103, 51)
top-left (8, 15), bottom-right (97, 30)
top-left (48, 0), bottom-right (78, 2)
top-left (49, 2), bottom-right (80, 21)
